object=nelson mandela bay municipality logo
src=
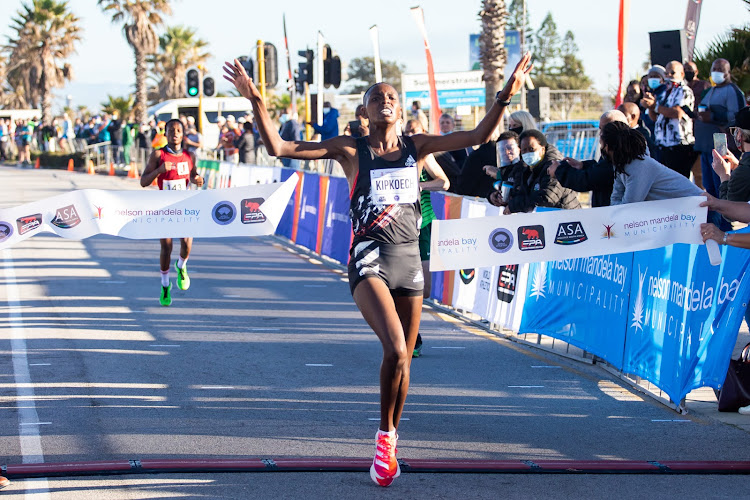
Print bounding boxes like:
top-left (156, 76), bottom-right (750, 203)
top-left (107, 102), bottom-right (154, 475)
top-left (0, 221), bottom-right (13, 242)
top-left (488, 228), bottom-right (513, 254)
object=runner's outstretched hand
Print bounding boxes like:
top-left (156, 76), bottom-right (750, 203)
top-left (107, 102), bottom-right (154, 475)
top-left (497, 52), bottom-right (533, 101)
top-left (223, 59), bottom-right (262, 101)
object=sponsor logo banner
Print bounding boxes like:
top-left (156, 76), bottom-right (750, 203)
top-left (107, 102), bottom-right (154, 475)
top-left (430, 197), bottom-right (706, 271)
top-left (0, 174), bottom-right (299, 249)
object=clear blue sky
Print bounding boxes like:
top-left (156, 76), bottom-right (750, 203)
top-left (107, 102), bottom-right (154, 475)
top-left (0, 0), bottom-right (746, 111)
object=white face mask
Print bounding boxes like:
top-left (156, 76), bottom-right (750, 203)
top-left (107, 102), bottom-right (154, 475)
top-left (323, 108), bottom-right (330, 115)
top-left (522, 151), bottom-right (542, 166)
top-left (711, 71), bottom-right (726, 85)
top-left (279, 114), bottom-right (289, 124)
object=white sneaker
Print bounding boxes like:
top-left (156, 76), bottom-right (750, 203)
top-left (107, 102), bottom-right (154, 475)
top-left (739, 404), bottom-right (750, 415)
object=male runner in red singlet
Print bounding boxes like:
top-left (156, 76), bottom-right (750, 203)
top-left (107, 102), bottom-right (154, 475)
top-left (140, 119), bottom-right (204, 306)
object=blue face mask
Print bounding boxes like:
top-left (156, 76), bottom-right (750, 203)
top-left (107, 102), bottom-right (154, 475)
top-left (648, 78), bottom-right (662, 90)
top-left (522, 151), bottom-right (542, 167)
top-left (323, 108), bottom-right (330, 115)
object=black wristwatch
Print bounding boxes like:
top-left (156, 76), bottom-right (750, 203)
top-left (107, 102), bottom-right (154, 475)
top-left (495, 91), bottom-right (511, 106)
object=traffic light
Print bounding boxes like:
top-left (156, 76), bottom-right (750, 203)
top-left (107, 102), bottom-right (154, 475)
top-left (295, 67), bottom-right (306, 94)
top-left (203, 77), bottom-right (215, 97)
top-left (238, 56), bottom-right (254, 79)
top-left (263, 42), bottom-right (278, 88)
top-left (322, 45), bottom-right (342, 89)
top-left (186, 68), bottom-right (200, 97)
top-left (298, 49), bottom-right (313, 84)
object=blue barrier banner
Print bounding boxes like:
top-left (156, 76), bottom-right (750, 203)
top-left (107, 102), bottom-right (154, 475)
top-left (623, 237), bottom-right (750, 403)
top-left (429, 192), bottom-right (446, 301)
top-left (276, 168), bottom-right (297, 239)
top-left (521, 253), bottom-right (633, 367)
top-left (296, 172), bottom-right (320, 250)
top-left (321, 176), bottom-right (352, 264)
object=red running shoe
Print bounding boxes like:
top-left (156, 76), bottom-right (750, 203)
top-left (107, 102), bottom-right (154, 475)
top-left (370, 430), bottom-right (400, 487)
top-left (0, 476), bottom-right (9, 489)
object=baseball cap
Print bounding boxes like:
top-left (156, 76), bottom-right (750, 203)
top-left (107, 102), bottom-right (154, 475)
top-left (227, 115), bottom-right (236, 123)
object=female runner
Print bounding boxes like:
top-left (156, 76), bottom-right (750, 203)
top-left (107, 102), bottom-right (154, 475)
top-left (223, 53), bottom-right (531, 487)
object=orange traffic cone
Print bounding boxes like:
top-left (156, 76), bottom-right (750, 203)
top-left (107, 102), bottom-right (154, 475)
top-left (34, 158), bottom-right (40, 169)
top-left (109, 163), bottom-right (115, 176)
top-left (67, 158), bottom-right (74, 171)
top-left (151, 177), bottom-right (158, 187)
top-left (127, 164), bottom-right (138, 179)
top-left (87, 160), bottom-right (95, 175)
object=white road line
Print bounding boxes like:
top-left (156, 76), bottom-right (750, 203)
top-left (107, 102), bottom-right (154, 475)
top-left (149, 344), bottom-right (181, 347)
top-left (20, 422), bottom-right (52, 426)
top-left (200, 386), bottom-right (235, 390)
top-left (651, 419), bottom-right (691, 423)
top-left (99, 280), bottom-right (126, 284)
top-left (3, 248), bottom-right (51, 497)
top-left (306, 364), bottom-right (333, 367)
top-left (250, 328), bottom-right (281, 331)
top-left (531, 365), bottom-right (562, 369)
top-left (508, 385), bottom-right (545, 388)
top-left (29, 363), bottom-right (51, 367)
top-left (224, 295), bottom-right (241, 298)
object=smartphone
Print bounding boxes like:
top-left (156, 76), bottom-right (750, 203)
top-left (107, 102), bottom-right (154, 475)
top-left (349, 120), bottom-right (362, 134)
top-left (714, 133), bottom-right (728, 157)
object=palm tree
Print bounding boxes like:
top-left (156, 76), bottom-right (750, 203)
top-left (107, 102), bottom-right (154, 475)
top-left (478, 0), bottom-right (508, 113)
top-left (150, 25), bottom-right (210, 101)
top-left (101, 94), bottom-right (135, 119)
top-left (5, 0), bottom-right (82, 124)
top-left (97, 0), bottom-right (172, 124)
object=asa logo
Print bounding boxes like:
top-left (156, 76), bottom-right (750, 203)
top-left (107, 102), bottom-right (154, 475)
top-left (212, 201), bottom-right (237, 225)
top-left (241, 198), bottom-right (267, 224)
top-left (459, 269), bottom-right (476, 284)
top-left (554, 221), bottom-right (587, 245)
top-left (16, 214), bottom-right (42, 235)
top-left (51, 204), bottom-right (81, 229)
top-left (518, 225), bottom-right (545, 251)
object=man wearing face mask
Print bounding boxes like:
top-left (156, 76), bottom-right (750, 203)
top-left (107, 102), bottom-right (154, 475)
top-left (484, 131), bottom-right (522, 206)
top-left (547, 110), bottom-right (626, 207)
top-left (639, 65), bottom-right (666, 142)
top-left (501, 129), bottom-right (580, 213)
top-left (309, 101), bottom-right (339, 141)
top-left (644, 61), bottom-right (696, 178)
top-left (684, 60), bottom-right (711, 109)
top-left (695, 59), bottom-right (746, 198)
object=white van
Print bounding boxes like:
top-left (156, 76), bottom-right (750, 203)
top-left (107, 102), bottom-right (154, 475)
top-left (146, 97), bottom-right (253, 150)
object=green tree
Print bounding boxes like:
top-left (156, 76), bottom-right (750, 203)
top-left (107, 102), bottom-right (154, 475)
top-left (557, 31), bottom-right (592, 89)
top-left (532, 12), bottom-right (560, 80)
top-left (478, 0), bottom-right (508, 112)
top-left (101, 94), bottom-right (134, 119)
top-left (695, 1), bottom-right (750, 95)
top-left (346, 57), bottom-right (406, 94)
top-left (150, 25), bottom-right (210, 101)
top-left (5, 0), bottom-right (82, 124)
top-left (98, 0), bottom-right (172, 124)
top-left (507, 0), bottom-right (532, 49)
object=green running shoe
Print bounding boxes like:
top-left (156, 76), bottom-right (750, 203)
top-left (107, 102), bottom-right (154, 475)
top-left (412, 333), bottom-right (423, 358)
top-left (160, 283), bottom-right (172, 306)
top-left (175, 261), bottom-right (190, 290)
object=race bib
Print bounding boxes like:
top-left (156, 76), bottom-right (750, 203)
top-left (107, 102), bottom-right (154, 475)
top-left (370, 167), bottom-right (418, 204)
top-left (163, 179), bottom-right (187, 191)
top-left (165, 161), bottom-right (190, 176)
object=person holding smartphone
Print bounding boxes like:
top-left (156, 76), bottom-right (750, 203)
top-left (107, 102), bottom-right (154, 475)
top-left (223, 52), bottom-right (532, 487)
top-left (711, 107), bottom-right (750, 212)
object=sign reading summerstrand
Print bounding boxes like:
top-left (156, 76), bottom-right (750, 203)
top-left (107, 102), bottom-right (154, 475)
top-left (429, 197), bottom-right (707, 271)
top-left (0, 174), bottom-right (299, 249)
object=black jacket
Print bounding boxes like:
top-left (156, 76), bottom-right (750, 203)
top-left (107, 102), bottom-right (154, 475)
top-left (455, 141), bottom-right (497, 198)
top-left (433, 151), bottom-right (461, 194)
top-left (555, 156), bottom-right (615, 207)
top-left (719, 152), bottom-right (750, 208)
top-left (236, 131), bottom-right (256, 164)
top-left (507, 151), bottom-right (581, 213)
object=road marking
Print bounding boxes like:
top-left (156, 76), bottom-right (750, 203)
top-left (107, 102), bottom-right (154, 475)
top-left (531, 365), bottom-right (562, 369)
top-left (224, 295), bottom-right (242, 298)
top-left (29, 363), bottom-right (51, 366)
top-left (431, 346), bottom-right (466, 349)
top-left (651, 419), bottom-right (691, 423)
top-left (150, 344), bottom-right (181, 347)
top-left (3, 248), bottom-right (51, 497)
top-left (99, 280), bottom-right (126, 284)
top-left (20, 422), bottom-right (51, 426)
top-left (200, 386), bottom-right (235, 390)
top-left (250, 328), bottom-right (281, 331)
top-left (508, 385), bottom-right (545, 388)
top-left (306, 364), bottom-right (333, 367)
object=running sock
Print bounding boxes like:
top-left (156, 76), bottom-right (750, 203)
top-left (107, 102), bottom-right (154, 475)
top-left (160, 270), bottom-right (170, 287)
top-left (177, 257), bottom-right (187, 269)
top-left (378, 429), bottom-right (397, 438)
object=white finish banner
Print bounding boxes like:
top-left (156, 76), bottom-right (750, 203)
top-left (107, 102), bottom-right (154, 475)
top-left (430, 197), bottom-right (707, 271)
top-left (0, 173), bottom-right (299, 249)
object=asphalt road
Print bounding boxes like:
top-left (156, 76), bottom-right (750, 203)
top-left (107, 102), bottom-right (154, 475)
top-left (1, 166), bottom-right (748, 499)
